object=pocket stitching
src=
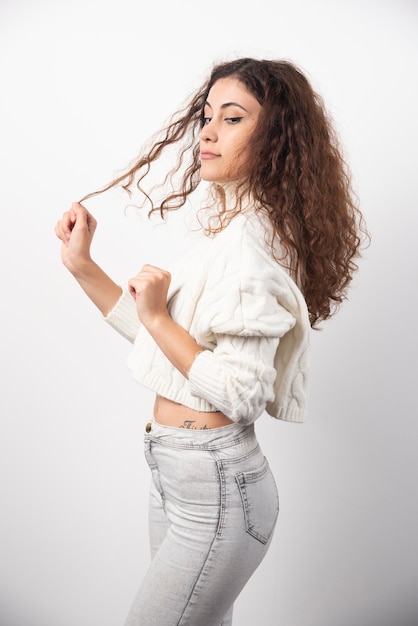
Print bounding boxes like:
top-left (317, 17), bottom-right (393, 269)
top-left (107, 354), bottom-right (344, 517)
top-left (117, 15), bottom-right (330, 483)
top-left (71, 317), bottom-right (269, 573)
top-left (235, 458), bottom-right (279, 545)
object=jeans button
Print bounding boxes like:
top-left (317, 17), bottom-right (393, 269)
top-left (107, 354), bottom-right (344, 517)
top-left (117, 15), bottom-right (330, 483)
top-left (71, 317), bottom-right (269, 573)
top-left (145, 422), bottom-right (152, 433)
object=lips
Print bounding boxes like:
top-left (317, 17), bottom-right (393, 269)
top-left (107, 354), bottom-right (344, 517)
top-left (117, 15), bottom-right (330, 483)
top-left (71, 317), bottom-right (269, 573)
top-left (200, 151), bottom-right (220, 159)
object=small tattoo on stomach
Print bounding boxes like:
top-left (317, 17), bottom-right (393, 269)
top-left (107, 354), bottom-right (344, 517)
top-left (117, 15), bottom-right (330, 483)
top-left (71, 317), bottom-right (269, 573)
top-left (179, 420), bottom-right (208, 430)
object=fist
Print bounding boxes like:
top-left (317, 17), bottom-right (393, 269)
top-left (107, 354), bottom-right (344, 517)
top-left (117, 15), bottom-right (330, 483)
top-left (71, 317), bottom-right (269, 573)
top-left (55, 202), bottom-right (97, 273)
top-left (128, 264), bottom-right (171, 327)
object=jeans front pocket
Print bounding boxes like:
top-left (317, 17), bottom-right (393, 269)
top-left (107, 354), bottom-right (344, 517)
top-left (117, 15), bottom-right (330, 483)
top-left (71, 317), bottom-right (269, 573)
top-left (235, 457), bottom-right (279, 544)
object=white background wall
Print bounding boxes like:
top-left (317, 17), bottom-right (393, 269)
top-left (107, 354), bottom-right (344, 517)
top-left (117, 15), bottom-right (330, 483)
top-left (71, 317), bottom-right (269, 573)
top-left (0, 1), bottom-right (417, 625)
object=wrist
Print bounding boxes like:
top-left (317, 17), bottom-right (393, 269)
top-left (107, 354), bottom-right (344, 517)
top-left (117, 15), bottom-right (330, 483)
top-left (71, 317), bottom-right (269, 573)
top-left (141, 310), bottom-right (172, 335)
top-left (65, 256), bottom-right (96, 279)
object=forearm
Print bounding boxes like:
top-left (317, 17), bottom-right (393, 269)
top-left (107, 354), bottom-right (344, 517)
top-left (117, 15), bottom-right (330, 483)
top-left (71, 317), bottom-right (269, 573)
top-left (145, 313), bottom-right (204, 378)
top-left (70, 259), bottom-right (123, 316)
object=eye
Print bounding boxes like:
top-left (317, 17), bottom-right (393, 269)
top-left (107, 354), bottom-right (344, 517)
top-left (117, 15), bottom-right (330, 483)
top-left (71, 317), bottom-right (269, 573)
top-left (225, 117), bottom-right (243, 124)
top-left (202, 117), bottom-right (212, 126)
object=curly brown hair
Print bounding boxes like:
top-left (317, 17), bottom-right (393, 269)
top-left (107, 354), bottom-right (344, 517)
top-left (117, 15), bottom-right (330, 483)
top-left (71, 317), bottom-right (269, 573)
top-left (81, 57), bottom-right (368, 328)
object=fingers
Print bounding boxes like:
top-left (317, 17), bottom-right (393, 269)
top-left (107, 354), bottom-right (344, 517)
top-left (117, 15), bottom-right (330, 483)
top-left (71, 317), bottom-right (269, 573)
top-left (128, 278), bottom-right (140, 299)
top-left (55, 209), bottom-right (76, 245)
top-left (128, 265), bottom-right (171, 299)
top-left (128, 266), bottom-right (171, 326)
top-left (55, 202), bottom-right (96, 245)
top-left (129, 265), bottom-right (171, 289)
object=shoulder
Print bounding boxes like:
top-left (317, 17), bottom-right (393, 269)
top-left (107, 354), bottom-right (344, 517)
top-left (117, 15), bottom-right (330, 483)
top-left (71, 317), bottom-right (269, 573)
top-left (210, 211), bottom-right (293, 297)
top-left (198, 211), bottom-right (304, 338)
top-left (209, 211), bottom-right (276, 268)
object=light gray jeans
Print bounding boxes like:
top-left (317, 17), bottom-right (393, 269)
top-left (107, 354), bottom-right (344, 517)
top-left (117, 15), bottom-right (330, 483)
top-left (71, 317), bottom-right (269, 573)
top-left (124, 420), bottom-right (279, 626)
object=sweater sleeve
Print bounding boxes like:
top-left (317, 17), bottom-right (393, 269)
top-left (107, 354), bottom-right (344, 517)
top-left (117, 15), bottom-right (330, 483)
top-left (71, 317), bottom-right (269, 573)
top-left (188, 333), bottom-right (280, 423)
top-left (103, 289), bottom-right (141, 343)
top-left (188, 214), bottom-right (298, 423)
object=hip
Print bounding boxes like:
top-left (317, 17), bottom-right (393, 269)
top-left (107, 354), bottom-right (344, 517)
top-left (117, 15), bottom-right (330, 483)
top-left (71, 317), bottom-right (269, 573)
top-left (144, 419), bottom-right (280, 545)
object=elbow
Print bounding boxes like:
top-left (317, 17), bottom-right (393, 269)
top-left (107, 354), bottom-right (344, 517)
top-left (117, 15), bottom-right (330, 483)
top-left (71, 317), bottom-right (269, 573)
top-left (219, 378), bottom-right (272, 425)
top-left (188, 349), bottom-right (276, 424)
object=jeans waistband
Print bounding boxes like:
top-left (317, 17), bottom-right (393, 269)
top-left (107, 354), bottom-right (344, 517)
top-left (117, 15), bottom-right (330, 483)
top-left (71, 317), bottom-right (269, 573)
top-left (144, 419), bottom-right (255, 450)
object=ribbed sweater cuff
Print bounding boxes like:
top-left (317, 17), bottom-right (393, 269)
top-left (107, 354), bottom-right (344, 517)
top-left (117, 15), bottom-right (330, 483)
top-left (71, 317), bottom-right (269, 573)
top-left (188, 350), bottom-right (229, 411)
top-left (103, 290), bottom-right (140, 342)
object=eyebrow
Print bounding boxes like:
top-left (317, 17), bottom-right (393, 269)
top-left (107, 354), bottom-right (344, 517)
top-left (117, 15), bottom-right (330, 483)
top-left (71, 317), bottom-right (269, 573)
top-left (204, 100), bottom-right (249, 113)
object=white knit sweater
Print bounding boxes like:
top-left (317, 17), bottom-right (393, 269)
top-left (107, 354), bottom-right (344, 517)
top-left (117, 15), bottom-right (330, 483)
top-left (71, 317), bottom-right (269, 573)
top-left (105, 209), bottom-right (311, 424)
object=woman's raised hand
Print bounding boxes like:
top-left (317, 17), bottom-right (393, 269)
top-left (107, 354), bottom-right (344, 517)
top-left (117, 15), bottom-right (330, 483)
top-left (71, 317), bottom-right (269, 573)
top-left (128, 264), bottom-right (171, 328)
top-left (128, 264), bottom-right (204, 378)
top-left (54, 201), bottom-right (123, 316)
top-left (55, 202), bottom-right (97, 275)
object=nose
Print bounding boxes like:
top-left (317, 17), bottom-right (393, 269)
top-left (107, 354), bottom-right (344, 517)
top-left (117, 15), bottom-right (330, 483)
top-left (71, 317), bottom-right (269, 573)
top-left (199, 121), bottom-right (217, 142)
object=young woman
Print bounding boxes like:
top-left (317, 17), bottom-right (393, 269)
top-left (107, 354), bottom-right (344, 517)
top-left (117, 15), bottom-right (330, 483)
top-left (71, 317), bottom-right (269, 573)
top-left (55, 58), bottom-right (367, 626)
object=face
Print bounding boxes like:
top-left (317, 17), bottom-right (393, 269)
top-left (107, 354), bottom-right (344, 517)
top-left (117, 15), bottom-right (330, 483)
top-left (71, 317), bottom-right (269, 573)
top-left (199, 77), bottom-right (261, 183)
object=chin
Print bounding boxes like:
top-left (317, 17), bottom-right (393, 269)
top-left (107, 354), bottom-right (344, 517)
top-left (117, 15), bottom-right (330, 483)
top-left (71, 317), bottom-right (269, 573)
top-left (200, 168), bottom-right (218, 182)
top-left (200, 171), bottom-right (236, 184)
